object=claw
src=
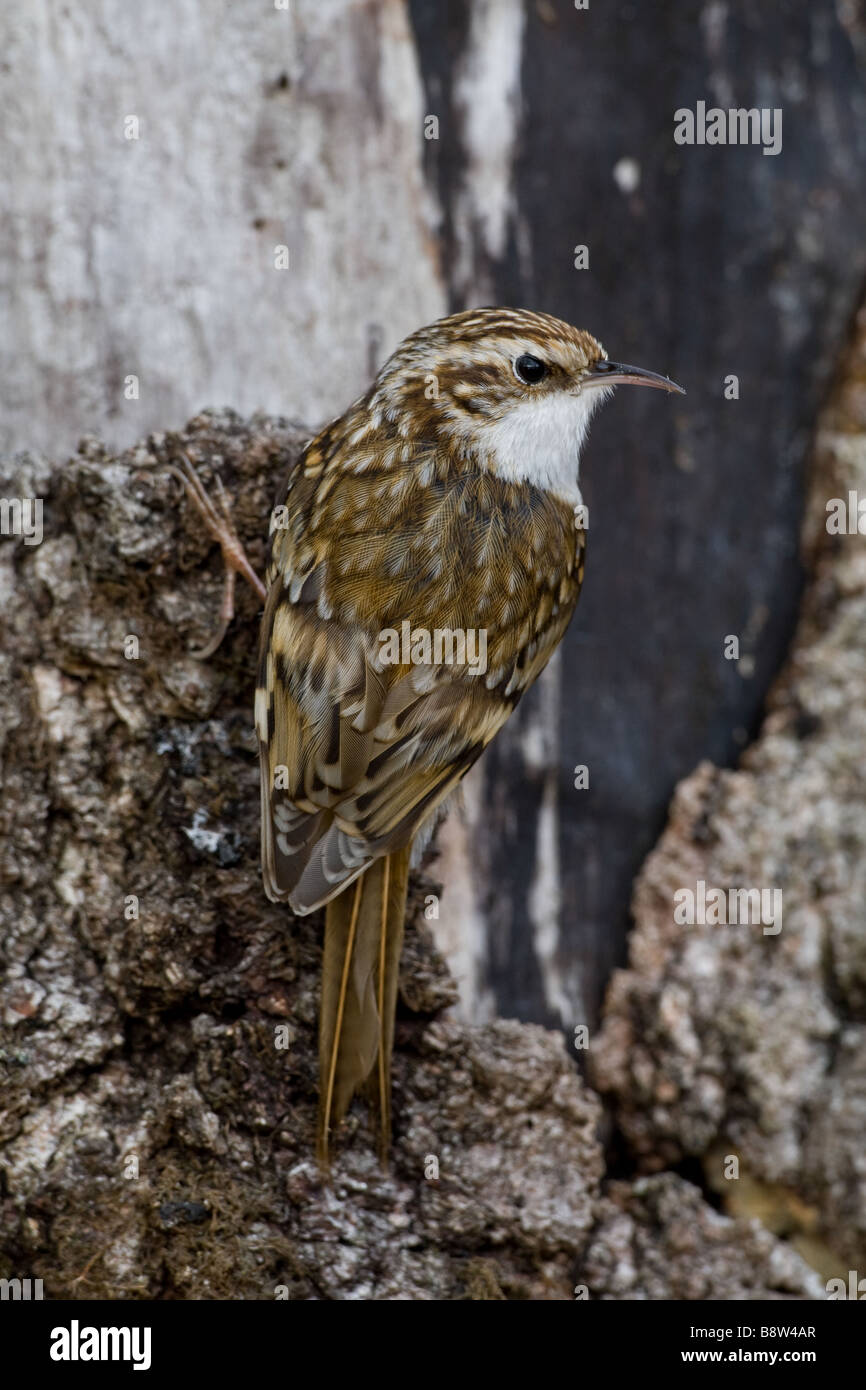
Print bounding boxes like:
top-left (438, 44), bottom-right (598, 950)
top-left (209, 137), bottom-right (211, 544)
top-left (169, 451), bottom-right (266, 658)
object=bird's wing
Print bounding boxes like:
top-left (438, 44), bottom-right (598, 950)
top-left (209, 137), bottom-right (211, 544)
top-left (256, 448), bottom-right (581, 913)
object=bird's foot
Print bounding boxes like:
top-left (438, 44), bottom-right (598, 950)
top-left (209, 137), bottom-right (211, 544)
top-left (169, 452), bottom-right (267, 659)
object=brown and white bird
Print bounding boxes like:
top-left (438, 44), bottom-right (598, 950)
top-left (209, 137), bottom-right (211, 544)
top-left (176, 306), bottom-right (683, 1164)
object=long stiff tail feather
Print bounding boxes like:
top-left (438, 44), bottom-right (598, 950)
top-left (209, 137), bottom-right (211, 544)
top-left (317, 846), bottom-right (411, 1166)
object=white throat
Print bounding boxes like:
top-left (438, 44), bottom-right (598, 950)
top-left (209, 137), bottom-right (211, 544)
top-left (477, 387), bottom-right (610, 505)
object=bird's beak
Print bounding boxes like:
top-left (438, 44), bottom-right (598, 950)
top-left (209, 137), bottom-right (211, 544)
top-left (583, 360), bottom-right (685, 395)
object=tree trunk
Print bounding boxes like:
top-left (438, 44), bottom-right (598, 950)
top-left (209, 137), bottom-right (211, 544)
top-left (2, 0), bottom-right (866, 1299)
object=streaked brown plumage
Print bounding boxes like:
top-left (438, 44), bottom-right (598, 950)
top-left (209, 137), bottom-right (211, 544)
top-left (177, 306), bottom-right (683, 1165)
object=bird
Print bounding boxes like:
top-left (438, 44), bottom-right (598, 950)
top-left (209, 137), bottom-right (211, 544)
top-left (172, 306), bottom-right (683, 1165)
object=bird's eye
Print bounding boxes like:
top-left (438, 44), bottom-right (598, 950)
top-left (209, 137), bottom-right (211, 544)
top-left (514, 354), bottom-right (548, 385)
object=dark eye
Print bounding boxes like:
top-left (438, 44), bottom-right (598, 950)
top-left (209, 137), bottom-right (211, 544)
top-left (514, 354), bottom-right (548, 385)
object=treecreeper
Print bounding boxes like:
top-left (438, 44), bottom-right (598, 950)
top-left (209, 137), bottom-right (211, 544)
top-left (172, 307), bottom-right (683, 1165)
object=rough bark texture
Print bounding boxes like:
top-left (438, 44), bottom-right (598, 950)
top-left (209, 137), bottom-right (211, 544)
top-left (593, 304), bottom-right (866, 1284)
top-left (0, 412), bottom-right (825, 1300)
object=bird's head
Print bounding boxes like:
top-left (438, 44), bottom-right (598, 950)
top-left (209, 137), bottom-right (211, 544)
top-left (368, 306), bottom-right (684, 503)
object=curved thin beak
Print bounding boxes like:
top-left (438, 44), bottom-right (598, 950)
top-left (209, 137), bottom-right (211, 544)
top-left (584, 360), bottom-right (685, 395)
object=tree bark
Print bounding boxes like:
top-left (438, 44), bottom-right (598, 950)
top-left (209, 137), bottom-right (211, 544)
top-left (0, 409), bottom-right (826, 1299)
top-left (594, 304), bottom-right (866, 1284)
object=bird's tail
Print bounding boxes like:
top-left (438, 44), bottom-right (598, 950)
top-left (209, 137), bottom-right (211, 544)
top-left (317, 846), bottom-right (411, 1167)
